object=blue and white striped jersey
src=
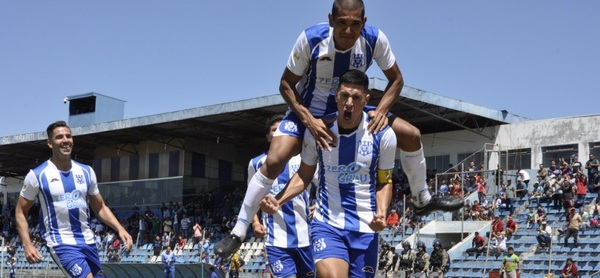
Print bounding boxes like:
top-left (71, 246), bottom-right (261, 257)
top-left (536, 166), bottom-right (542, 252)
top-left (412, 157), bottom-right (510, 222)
top-left (21, 160), bottom-right (98, 247)
top-left (302, 112), bottom-right (396, 233)
top-left (287, 23), bottom-right (396, 118)
top-left (249, 155), bottom-right (311, 248)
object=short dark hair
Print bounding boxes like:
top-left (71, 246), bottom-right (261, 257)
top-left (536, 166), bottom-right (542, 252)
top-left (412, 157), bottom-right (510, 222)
top-left (332, 0), bottom-right (365, 19)
top-left (338, 69), bottom-right (369, 92)
top-left (46, 121), bottom-right (69, 138)
top-left (265, 115), bottom-right (285, 134)
top-left (508, 246), bottom-right (514, 251)
top-left (566, 258), bottom-right (573, 263)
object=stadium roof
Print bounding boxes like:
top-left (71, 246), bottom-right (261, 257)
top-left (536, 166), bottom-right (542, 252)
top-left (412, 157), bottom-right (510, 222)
top-left (0, 79), bottom-right (529, 178)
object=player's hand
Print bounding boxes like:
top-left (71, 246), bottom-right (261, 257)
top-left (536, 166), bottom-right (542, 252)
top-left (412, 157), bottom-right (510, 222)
top-left (24, 245), bottom-right (43, 264)
top-left (306, 116), bottom-right (336, 151)
top-left (119, 230), bottom-right (134, 252)
top-left (252, 222), bottom-right (266, 238)
top-left (369, 214), bottom-right (386, 232)
top-left (259, 195), bottom-right (280, 215)
top-left (367, 110), bottom-right (389, 135)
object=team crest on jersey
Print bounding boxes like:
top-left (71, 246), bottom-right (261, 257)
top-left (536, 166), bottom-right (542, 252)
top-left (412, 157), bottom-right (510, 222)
top-left (270, 260), bottom-right (284, 273)
top-left (313, 237), bottom-right (327, 253)
top-left (75, 174), bottom-right (84, 184)
top-left (69, 264), bottom-right (83, 276)
top-left (283, 121), bottom-right (298, 133)
top-left (351, 53), bottom-right (365, 68)
top-left (357, 140), bottom-right (373, 156)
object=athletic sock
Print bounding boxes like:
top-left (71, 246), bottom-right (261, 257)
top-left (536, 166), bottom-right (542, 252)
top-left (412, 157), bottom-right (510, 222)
top-left (231, 170), bottom-right (274, 240)
top-left (400, 145), bottom-right (431, 206)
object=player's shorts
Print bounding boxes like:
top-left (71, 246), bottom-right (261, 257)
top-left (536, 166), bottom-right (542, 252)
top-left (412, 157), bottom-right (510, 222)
top-left (48, 244), bottom-right (103, 278)
top-left (274, 106), bottom-right (392, 138)
top-left (265, 245), bottom-right (315, 278)
top-left (311, 220), bottom-right (378, 278)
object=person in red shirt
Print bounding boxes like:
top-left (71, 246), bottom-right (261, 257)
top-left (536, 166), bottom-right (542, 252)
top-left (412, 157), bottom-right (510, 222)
top-left (561, 257), bottom-right (578, 278)
top-left (505, 215), bottom-right (518, 238)
top-left (491, 215), bottom-right (504, 238)
top-left (466, 231), bottom-right (486, 258)
top-left (476, 176), bottom-right (487, 204)
top-left (471, 201), bottom-right (482, 220)
top-left (386, 209), bottom-right (399, 227)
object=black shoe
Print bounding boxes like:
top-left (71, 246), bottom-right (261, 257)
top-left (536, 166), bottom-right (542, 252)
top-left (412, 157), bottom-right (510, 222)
top-left (214, 234), bottom-right (242, 258)
top-left (415, 195), bottom-right (464, 216)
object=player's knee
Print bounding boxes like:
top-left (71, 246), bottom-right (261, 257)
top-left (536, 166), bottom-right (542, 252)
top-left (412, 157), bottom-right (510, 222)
top-left (392, 122), bottom-right (421, 151)
top-left (262, 156), bottom-right (289, 179)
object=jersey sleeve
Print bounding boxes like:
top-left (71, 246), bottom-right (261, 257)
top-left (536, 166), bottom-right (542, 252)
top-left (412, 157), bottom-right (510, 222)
top-left (88, 167), bottom-right (100, 196)
top-left (286, 31), bottom-right (311, 77)
top-left (301, 131), bottom-right (319, 166)
top-left (20, 170), bottom-right (40, 201)
top-left (372, 30), bottom-right (396, 71)
top-left (378, 128), bottom-right (397, 170)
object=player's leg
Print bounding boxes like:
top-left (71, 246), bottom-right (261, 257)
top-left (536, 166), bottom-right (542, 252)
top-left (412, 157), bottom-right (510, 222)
top-left (311, 221), bottom-right (350, 278)
top-left (347, 230), bottom-right (378, 278)
top-left (48, 245), bottom-right (97, 278)
top-left (295, 246), bottom-right (316, 278)
top-left (390, 116), bottom-right (464, 215)
top-left (215, 114), bottom-right (304, 258)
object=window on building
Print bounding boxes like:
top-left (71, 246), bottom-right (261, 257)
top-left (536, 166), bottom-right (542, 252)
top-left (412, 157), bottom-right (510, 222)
top-left (169, 150), bottom-right (180, 177)
top-left (110, 157), bottom-right (120, 181)
top-left (93, 159), bottom-right (103, 182)
top-left (542, 144), bottom-right (578, 167)
top-left (148, 153), bottom-right (159, 179)
top-left (589, 142), bottom-right (600, 159)
top-left (219, 159), bottom-right (232, 181)
top-left (192, 152), bottom-right (205, 178)
top-left (129, 155), bottom-right (139, 180)
top-left (426, 155), bottom-right (450, 173)
top-left (457, 150), bottom-right (484, 169)
top-left (499, 148), bottom-right (532, 170)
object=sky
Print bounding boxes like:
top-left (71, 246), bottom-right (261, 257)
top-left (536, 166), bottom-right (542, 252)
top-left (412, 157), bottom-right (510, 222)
top-left (2, 1), bottom-right (599, 137)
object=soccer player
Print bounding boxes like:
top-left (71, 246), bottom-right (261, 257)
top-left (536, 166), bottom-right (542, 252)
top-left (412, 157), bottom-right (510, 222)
top-left (260, 70), bottom-right (395, 277)
top-left (15, 121), bottom-right (133, 278)
top-left (250, 115), bottom-right (315, 278)
top-left (215, 0), bottom-right (463, 258)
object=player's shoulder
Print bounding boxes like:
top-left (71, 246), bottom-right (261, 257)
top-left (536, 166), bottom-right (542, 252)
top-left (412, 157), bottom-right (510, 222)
top-left (302, 22), bottom-right (331, 45)
top-left (360, 24), bottom-right (383, 42)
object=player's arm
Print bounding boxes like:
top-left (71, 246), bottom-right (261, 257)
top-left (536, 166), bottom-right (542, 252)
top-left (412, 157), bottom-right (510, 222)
top-left (89, 193), bottom-right (133, 251)
top-left (16, 196), bottom-right (43, 264)
top-left (260, 162), bottom-right (317, 214)
top-left (252, 214), bottom-right (266, 238)
top-left (368, 63), bottom-right (404, 133)
top-left (370, 168), bottom-right (393, 232)
top-left (279, 69), bottom-right (335, 150)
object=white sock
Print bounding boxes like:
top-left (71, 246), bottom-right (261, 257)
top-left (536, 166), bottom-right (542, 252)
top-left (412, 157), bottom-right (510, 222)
top-left (231, 170), bottom-right (274, 240)
top-left (400, 146), bottom-right (431, 206)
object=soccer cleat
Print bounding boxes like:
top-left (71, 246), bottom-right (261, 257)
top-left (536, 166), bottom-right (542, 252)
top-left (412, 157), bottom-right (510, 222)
top-left (415, 195), bottom-right (464, 216)
top-left (214, 234), bottom-right (242, 258)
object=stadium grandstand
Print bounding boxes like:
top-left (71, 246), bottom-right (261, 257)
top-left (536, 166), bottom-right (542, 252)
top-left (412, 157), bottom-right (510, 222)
top-left (1, 80), bottom-right (599, 277)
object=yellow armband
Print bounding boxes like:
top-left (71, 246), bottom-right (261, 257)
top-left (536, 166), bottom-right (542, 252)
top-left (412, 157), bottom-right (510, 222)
top-left (377, 169), bottom-right (393, 184)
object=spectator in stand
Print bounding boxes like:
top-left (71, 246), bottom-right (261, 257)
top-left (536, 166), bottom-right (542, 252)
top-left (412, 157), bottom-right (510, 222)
top-left (537, 164), bottom-right (548, 186)
top-left (529, 181), bottom-right (544, 205)
top-left (564, 207), bottom-right (582, 248)
top-left (500, 246), bottom-right (521, 278)
top-left (180, 214), bottom-right (192, 238)
top-left (386, 208), bottom-right (399, 228)
top-left (561, 161), bottom-right (572, 178)
top-left (153, 235), bottom-right (163, 256)
top-left (175, 235), bottom-right (185, 251)
top-left (536, 221), bottom-right (552, 249)
top-left (466, 231), bottom-right (486, 258)
top-left (163, 217), bottom-right (173, 235)
top-left (585, 154), bottom-right (599, 188)
top-left (201, 252), bottom-right (210, 264)
top-left (571, 155), bottom-right (583, 175)
top-left (580, 207), bottom-right (590, 232)
top-left (162, 232), bottom-right (171, 249)
top-left (162, 246), bottom-right (176, 278)
top-left (561, 258), bottom-right (578, 278)
top-left (575, 172), bottom-right (587, 203)
top-left (516, 169), bottom-right (530, 199)
top-left (534, 205), bottom-right (547, 229)
top-left (468, 161), bottom-right (478, 188)
top-left (108, 250), bottom-right (121, 263)
top-left (476, 176), bottom-right (486, 204)
top-left (488, 232), bottom-right (507, 259)
top-left (505, 181), bottom-right (517, 215)
top-left (470, 200), bottom-right (483, 221)
top-left (505, 216), bottom-right (518, 238)
top-left (193, 222), bottom-right (203, 245)
top-left (562, 175), bottom-right (576, 212)
top-left (525, 208), bottom-right (535, 229)
top-left (438, 179), bottom-right (449, 197)
top-left (491, 215), bottom-right (504, 239)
